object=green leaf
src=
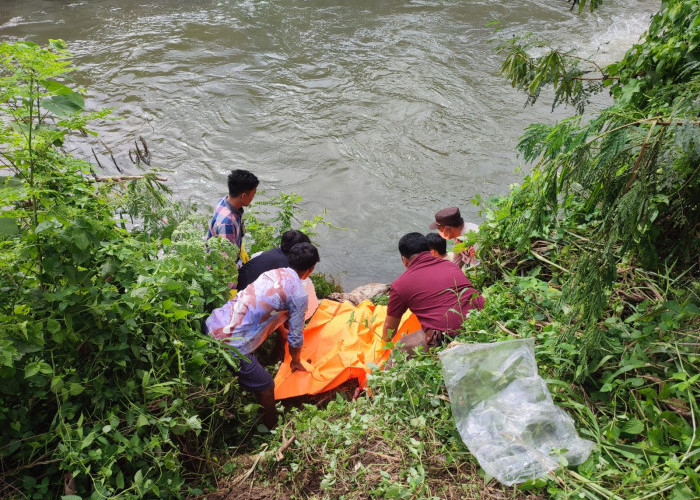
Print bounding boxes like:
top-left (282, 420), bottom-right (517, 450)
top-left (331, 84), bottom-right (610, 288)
top-left (80, 432), bottom-right (95, 449)
top-left (46, 319), bottom-right (61, 334)
top-left (24, 362), bottom-right (40, 378)
top-left (35, 220), bottom-right (58, 233)
top-left (41, 79), bottom-right (73, 95)
top-left (41, 92), bottom-right (85, 116)
top-left (621, 419), bottom-right (645, 435)
top-left (136, 414), bottom-right (149, 428)
top-left (50, 376), bottom-right (64, 392)
top-left (72, 231), bottom-right (90, 251)
top-left (0, 217), bottom-right (18, 236)
top-left (68, 382), bottom-right (85, 395)
top-left (619, 79), bottom-right (641, 104)
top-left (185, 415), bottom-right (202, 431)
top-left (172, 309), bottom-right (191, 320)
top-left (49, 39), bottom-right (67, 50)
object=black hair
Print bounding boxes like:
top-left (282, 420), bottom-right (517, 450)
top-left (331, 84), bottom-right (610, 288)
top-left (280, 230), bottom-right (311, 254)
top-left (288, 242), bottom-right (320, 273)
top-left (426, 232), bottom-right (447, 255)
top-left (398, 232), bottom-right (429, 258)
top-left (227, 169), bottom-right (259, 198)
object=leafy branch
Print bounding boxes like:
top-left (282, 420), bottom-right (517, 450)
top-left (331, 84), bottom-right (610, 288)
top-left (489, 0), bottom-right (700, 377)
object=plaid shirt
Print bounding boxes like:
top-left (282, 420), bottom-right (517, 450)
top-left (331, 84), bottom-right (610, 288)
top-left (205, 268), bottom-right (308, 355)
top-left (206, 197), bottom-right (244, 250)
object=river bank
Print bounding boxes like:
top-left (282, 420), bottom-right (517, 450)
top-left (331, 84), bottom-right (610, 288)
top-left (199, 220), bottom-right (699, 499)
top-left (2, 0), bottom-right (698, 495)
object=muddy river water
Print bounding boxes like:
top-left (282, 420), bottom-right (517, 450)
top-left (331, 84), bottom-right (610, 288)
top-left (1, 0), bottom-right (657, 287)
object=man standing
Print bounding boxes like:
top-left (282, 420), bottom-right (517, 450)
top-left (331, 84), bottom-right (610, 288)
top-left (382, 233), bottom-right (484, 352)
top-left (429, 207), bottom-right (480, 269)
top-left (236, 230), bottom-right (311, 291)
top-left (206, 242), bottom-right (320, 429)
top-left (206, 169), bottom-right (259, 258)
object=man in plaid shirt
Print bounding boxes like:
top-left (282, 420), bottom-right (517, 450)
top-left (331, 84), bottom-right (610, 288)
top-left (206, 169), bottom-right (259, 258)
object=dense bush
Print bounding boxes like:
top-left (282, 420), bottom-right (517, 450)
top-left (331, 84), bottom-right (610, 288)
top-left (493, 0), bottom-right (699, 376)
top-left (0, 40), bottom-right (265, 498)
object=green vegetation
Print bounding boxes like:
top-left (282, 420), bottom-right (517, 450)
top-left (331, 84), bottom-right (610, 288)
top-left (237, 265), bottom-right (696, 499)
top-left (1, 0), bottom-right (697, 497)
top-left (493, 0), bottom-right (699, 378)
top-left (219, 1), bottom-right (699, 498)
top-left (245, 192), bottom-right (333, 256)
top-left (0, 40), bottom-right (328, 498)
top-left (0, 39), bottom-right (247, 498)
top-left (245, 192), bottom-right (342, 298)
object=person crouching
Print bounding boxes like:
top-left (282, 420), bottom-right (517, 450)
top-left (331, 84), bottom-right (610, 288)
top-left (205, 242), bottom-right (320, 429)
top-left (383, 233), bottom-right (484, 353)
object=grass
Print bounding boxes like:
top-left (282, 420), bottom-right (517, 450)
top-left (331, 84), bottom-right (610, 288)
top-left (199, 240), bottom-right (698, 499)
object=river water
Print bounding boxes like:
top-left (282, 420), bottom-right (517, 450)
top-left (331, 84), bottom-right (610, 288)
top-left (1, 0), bottom-right (657, 288)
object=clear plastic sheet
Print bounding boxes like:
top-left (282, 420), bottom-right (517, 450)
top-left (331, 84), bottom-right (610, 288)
top-left (438, 338), bottom-right (595, 485)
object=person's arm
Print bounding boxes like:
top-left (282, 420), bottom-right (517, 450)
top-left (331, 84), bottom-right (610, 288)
top-left (382, 315), bottom-right (401, 342)
top-left (384, 289), bottom-right (407, 342)
top-left (289, 344), bottom-right (306, 372)
top-left (286, 284), bottom-right (309, 372)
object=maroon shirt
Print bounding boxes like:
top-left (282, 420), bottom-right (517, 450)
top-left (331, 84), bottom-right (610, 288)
top-left (387, 252), bottom-right (484, 334)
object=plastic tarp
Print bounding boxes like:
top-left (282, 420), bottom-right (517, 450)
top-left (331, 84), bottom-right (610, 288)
top-left (274, 299), bottom-right (420, 399)
top-left (439, 338), bottom-right (595, 485)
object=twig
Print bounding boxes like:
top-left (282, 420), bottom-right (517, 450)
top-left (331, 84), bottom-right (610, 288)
top-left (426, 392), bottom-right (451, 403)
top-left (230, 444), bottom-right (268, 486)
top-left (100, 140), bottom-right (122, 173)
top-left (589, 117), bottom-right (699, 145)
top-left (93, 175), bottom-right (168, 182)
top-left (530, 249), bottom-right (571, 274)
top-left (365, 450), bottom-right (400, 462)
top-left (623, 121), bottom-right (657, 195)
top-left (134, 136), bottom-right (152, 166)
top-left (566, 470), bottom-right (624, 500)
top-left (495, 321), bottom-right (519, 337)
top-left (139, 135), bottom-right (150, 157)
top-left (643, 281), bottom-right (663, 301)
top-left (91, 147), bottom-right (104, 170)
top-left (276, 430), bottom-right (296, 462)
top-left (675, 343), bottom-right (697, 467)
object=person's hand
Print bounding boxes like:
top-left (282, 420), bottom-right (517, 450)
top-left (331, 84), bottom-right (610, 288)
top-left (290, 359), bottom-right (308, 373)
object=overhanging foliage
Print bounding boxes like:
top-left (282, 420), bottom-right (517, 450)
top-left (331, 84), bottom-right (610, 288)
top-left (493, 0), bottom-right (699, 376)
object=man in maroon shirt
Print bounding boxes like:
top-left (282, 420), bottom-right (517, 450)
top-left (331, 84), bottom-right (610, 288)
top-left (382, 232), bottom-right (485, 352)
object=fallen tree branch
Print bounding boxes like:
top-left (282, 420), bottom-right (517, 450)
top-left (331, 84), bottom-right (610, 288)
top-left (230, 444), bottom-right (268, 486)
top-left (496, 321), bottom-right (519, 337)
top-left (276, 432), bottom-right (296, 462)
top-left (93, 175), bottom-right (168, 182)
top-left (530, 249), bottom-right (571, 274)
